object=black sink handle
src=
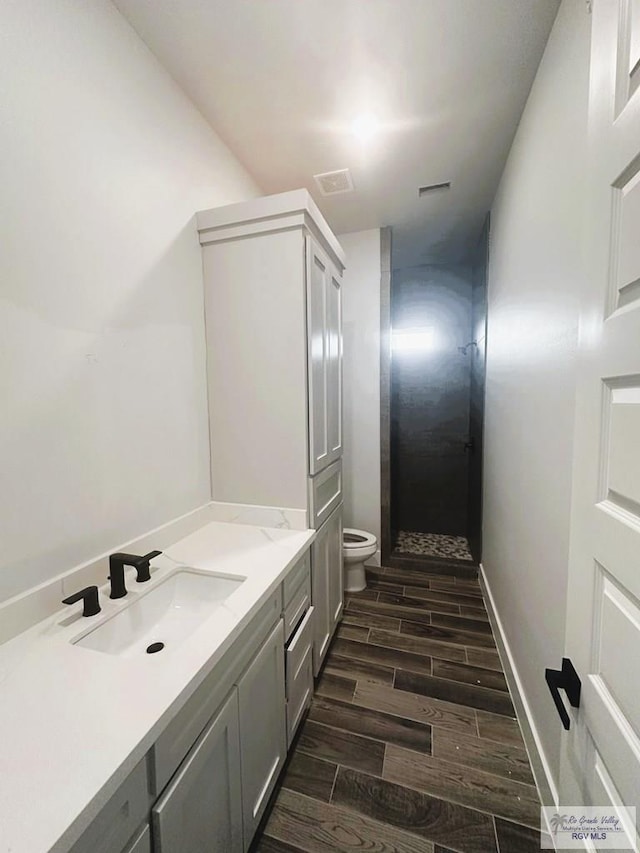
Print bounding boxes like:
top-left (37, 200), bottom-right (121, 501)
top-left (132, 550), bottom-right (162, 583)
top-left (63, 586), bottom-right (101, 618)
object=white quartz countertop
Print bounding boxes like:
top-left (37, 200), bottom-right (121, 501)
top-left (0, 520), bottom-right (315, 853)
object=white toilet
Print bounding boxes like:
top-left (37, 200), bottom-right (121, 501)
top-left (343, 528), bottom-right (377, 592)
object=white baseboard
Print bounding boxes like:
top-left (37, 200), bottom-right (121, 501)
top-left (479, 563), bottom-right (559, 810)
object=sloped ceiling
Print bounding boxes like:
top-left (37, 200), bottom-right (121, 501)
top-left (115, 0), bottom-right (560, 267)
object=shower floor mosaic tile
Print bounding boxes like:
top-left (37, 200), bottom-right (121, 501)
top-left (395, 530), bottom-right (474, 562)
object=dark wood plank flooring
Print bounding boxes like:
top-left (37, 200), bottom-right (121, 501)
top-left (254, 565), bottom-right (546, 853)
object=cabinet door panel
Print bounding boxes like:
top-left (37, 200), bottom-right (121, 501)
top-left (238, 620), bottom-right (286, 848)
top-left (308, 459), bottom-right (342, 529)
top-left (311, 504), bottom-right (343, 675)
top-left (152, 690), bottom-right (242, 853)
top-left (311, 518), bottom-right (331, 676)
top-left (327, 266), bottom-right (342, 461)
top-left (327, 504), bottom-right (344, 630)
top-left (307, 237), bottom-right (329, 474)
top-left (152, 591), bottom-right (280, 795)
top-left (307, 236), bottom-right (343, 475)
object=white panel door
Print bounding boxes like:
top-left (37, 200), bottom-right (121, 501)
top-left (306, 236), bottom-right (342, 474)
top-left (558, 1), bottom-right (640, 846)
top-left (152, 690), bottom-right (243, 853)
top-left (237, 619), bottom-right (287, 849)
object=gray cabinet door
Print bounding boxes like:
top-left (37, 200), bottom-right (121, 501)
top-left (327, 504), bottom-right (344, 633)
top-left (311, 503), bottom-right (343, 675)
top-left (238, 619), bottom-right (286, 848)
top-left (306, 235), bottom-right (343, 475)
top-left (326, 261), bottom-right (343, 466)
top-left (311, 515), bottom-right (331, 676)
top-left (152, 690), bottom-right (243, 853)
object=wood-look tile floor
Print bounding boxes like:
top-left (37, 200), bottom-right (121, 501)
top-left (254, 566), bottom-right (545, 853)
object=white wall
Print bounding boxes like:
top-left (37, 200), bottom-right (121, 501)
top-left (340, 230), bottom-right (381, 542)
top-left (0, 0), bottom-right (259, 602)
top-left (483, 0), bottom-right (590, 796)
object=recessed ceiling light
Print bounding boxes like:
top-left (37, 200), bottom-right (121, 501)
top-left (351, 114), bottom-right (380, 143)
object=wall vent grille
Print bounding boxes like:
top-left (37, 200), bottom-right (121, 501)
top-left (314, 168), bottom-right (354, 196)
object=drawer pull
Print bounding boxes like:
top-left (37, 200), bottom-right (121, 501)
top-left (286, 606), bottom-right (314, 655)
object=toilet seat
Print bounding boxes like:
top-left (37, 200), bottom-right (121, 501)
top-left (343, 528), bottom-right (376, 549)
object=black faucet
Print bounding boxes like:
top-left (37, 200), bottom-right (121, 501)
top-left (108, 550), bottom-right (162, 599)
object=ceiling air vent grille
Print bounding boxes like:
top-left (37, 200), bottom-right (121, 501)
top-left (314, 168), bottom-right (354, 196)
top-left (418, 181), bottom-right (451, 197)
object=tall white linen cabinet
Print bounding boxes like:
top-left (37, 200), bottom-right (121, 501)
top-left (197, 190), bottom-right (345, 675)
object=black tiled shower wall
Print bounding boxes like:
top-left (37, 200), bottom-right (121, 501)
top-left (390, 266), bottom-right (473, 536)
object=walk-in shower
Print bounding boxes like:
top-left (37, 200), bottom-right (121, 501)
top-left (381, 218), bottom-right (489, 566)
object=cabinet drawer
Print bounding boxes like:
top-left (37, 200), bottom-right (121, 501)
top-left (283, 575), bottom-right (310, 642)
top-left (286, 643), bottom-right (313, 745)
top-left (285, 605), bottom-right (314, 699)
top-left (152, 589), bottom-right (280, 795)
top-left (283, 550), bottom-right (310, 606)
top-left (69, 759), bottom-right (151, 853)
top-left (308, 460), bottom-right (342, 529)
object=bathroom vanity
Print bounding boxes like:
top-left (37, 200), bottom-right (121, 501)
top-left (0, 517), bottom-right (315, 853)
top-left (69, 554), bottom-right (313, 853)
top-left (197, 189), bottom-right (346, 675)
top-left (0, 190), bottom-right (347, 852)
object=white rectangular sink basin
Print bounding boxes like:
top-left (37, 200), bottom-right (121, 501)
top-left (74, 569), bottom-right (245, 657)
